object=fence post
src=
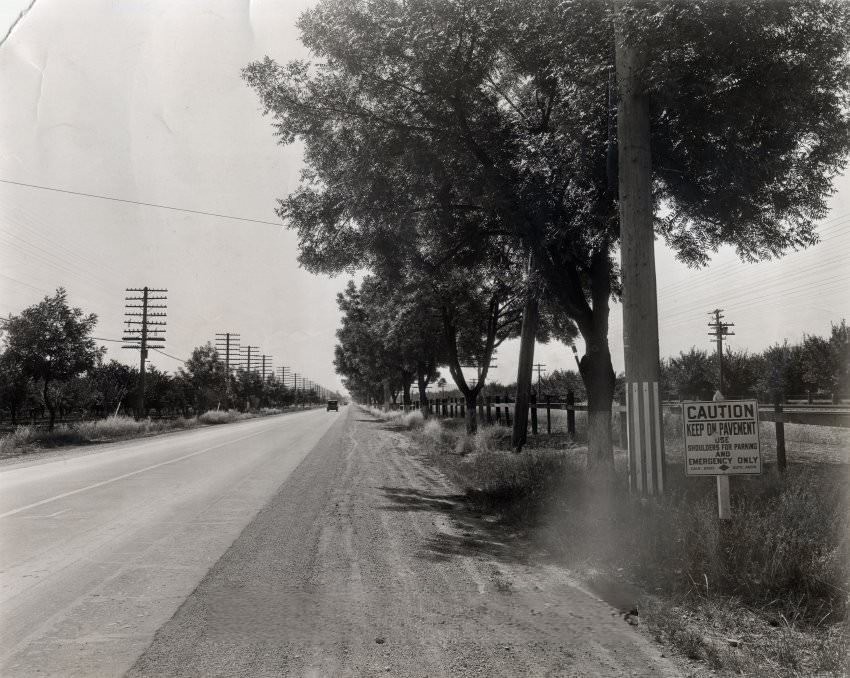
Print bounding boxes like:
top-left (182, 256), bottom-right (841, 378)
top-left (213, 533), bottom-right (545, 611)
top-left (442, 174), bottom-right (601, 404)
top-left (495, 395), bottom-right (502, 424)
top-left (566, 390), bottom-right (576, 438)
top-left (460, 398), bottom-right (465, 419)
top-left (619, 398), bottom-right (628, 448)
top-left (505, 395), bottom-right (512, 427)
top-left (546, 394), bottom-right (551, 434)
top-left (774, 396), bottom-right (787, 473)
top-left (486, 395), bottom-right (492, 424)
top-left (530, 390), bottom-right (538, 435)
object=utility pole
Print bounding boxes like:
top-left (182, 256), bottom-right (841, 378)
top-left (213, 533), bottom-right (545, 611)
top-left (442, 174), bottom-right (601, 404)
top-left (240, 345), bottom-right (259, 374)
top-left (616, 10), bottom-right (666, 495)
top-left (215, 332), bottom-right (240, 407)
top-left (215, 333), bottom-right (240, 375)
top-left (276, 366), bottom-right (291, 384)
top-left (260, 354), bottom-right (273, 383)
top-left (123, 287), bottom-right (167, 420)
top-left (532, 363), bottom-right (547, 390)
top-left (708, 309), bottom-right (735, 395)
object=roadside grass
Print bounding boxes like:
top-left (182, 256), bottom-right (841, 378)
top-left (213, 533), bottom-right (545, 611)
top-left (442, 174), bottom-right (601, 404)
top-left (365, 406), bottom-right (425, 430)
top-left (406, 416), bottom-right (850, 677)
top-left (198, 409), bottom-right (253, 425)
top-left (0, 407), bottom-right (293, 457)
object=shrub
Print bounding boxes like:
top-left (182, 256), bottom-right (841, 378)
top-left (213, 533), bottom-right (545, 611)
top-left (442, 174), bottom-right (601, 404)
top-left (198, 409), bottom-right (244, 425)
top-left (76, 415), bottom-right (150, 439)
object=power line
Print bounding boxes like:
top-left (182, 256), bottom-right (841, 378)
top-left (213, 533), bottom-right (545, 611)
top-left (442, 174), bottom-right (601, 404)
top-left (150, 347), bottom-right (184, 362)
top-left (0, 178), bottom-right (283, 228)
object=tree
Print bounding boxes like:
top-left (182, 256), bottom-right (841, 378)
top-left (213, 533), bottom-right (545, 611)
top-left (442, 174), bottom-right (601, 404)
top-left (719, 348), bottom-right (761, 400)
top-left (179, 344), bottom-right (227, 413)
top-left (245, 0), bottom-right (850, 464)
top-left (662, 348), bottom-right (715, 401)
top-left (2, 289), bottom-right (102, 430)
top-left (828, 320), bottom-right (850, 400)
top-left (89, 359), bottom-right (135, 417)
top-left (757, 341), bottom-right (805, 402)
top-left (0, 349), bottom-right (30, 425)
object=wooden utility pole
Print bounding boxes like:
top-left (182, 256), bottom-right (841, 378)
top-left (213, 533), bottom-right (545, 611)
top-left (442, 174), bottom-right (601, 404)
top-left (708, 309), bottom-right (735, 395)
top-left (123, 287), bottom-right (167, 420)
top-left (240, 345), bottom-right (259, 374)
top-left (215, 333), bottom-right (240, 375)
top-left (532, 363), bottom-right (547, 390)
top-left (215, 332), bottom-right (240, 407)
top-left (616, 11), bottom-right (666, 495)
top-left (260, 354), bottom-right (273, 383)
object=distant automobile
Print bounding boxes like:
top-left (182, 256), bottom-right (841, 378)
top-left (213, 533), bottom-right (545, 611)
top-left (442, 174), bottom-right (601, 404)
top-left (326, 400), bottom-right (339, 412)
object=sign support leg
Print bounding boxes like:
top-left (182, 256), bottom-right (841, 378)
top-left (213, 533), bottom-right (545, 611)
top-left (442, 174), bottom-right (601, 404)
top-left (716, 475), bottom-right (731, 520)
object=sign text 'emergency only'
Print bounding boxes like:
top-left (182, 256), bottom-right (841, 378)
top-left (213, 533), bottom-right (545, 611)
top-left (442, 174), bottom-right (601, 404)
top-left (683, 400), bottom-right (761, 476)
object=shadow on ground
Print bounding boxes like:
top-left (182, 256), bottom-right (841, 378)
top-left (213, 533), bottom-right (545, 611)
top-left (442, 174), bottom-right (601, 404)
top-left (378, 485), bottom-right (541, 566)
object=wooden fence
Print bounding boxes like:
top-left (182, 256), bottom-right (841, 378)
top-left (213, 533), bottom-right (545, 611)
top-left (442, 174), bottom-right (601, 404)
top-left (389, 392), bottom-right (850, 468)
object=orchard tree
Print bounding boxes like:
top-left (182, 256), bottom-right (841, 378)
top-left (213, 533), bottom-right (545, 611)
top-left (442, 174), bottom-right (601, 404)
top-left (828, 320), bottom-right (850, 400)
top-left (662, 348), bottom-right (715, 401)
top-left (2, 289), bottom-right (102, 430)
top-left (89, 359), bottom-right (134, 417)
top-left (0, 350), bottom-right (30, 425)
top-left (179, 344), bottom-right (227, 412)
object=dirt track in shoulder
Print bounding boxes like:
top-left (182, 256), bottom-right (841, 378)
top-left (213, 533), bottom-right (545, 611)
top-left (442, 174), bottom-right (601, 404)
top-left (128, 407), bottom-right (679, 677)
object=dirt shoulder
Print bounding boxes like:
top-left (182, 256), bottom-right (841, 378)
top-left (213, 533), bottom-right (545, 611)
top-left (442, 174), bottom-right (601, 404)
top-left (128, 406), bottom-right (680, 677)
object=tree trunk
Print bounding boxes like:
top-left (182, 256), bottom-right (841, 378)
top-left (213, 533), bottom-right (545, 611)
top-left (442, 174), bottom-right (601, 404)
top-left (382, 379), bottom-right (392, 411)
top-left (416, 361), bottom-right (430, 417)
top-left (402, 371), bottom-right (413, 411)
top-left (43, 379), bottom-right (56, 432)
top-left (512, 294), bottom-right (539, 452)
top-left (579, 334), bottom-right (616, 471)
top-left (465, 391), bottom-right (479, 434)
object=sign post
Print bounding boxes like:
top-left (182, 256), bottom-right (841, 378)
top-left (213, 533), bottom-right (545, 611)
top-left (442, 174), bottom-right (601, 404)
top-left (683, 398), bottom-right (761, 520)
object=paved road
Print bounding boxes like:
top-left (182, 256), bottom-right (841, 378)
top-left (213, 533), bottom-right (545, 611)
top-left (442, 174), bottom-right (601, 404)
top-left (0, 408), bottom-right (344, 677)
top-left (129, 407), bottom-right (677, 678)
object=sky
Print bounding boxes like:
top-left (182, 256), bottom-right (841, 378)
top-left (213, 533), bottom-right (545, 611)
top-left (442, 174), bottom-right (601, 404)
top-left (1, 0), bottom-right (849, 394)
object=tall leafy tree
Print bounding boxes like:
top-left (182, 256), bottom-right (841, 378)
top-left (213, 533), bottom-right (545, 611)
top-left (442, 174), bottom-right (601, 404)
top-left (246, 0), bottom-right (850, 464)
top-left (2, 289), bottom-right (102, 430)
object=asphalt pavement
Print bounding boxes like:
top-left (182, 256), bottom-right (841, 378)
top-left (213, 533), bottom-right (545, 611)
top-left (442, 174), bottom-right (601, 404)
top-left (0, 408), bottom-right (344, 677)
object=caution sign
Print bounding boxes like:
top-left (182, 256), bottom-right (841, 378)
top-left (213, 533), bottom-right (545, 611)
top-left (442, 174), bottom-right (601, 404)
top-left (683, 400), bottom-right (761, 476)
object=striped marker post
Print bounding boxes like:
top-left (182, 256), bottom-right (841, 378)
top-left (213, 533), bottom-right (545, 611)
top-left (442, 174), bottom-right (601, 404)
top-left (626, 381), bottom-right (666, 495)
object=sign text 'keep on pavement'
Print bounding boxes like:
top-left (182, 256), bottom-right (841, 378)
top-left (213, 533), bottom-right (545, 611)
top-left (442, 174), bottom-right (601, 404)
top-left (683, 400), bottom-right (762, 476)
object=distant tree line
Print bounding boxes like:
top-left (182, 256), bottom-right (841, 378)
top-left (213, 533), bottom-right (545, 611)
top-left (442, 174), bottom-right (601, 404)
top-left (0, 289), bottom-right (322, 429)
top-left (419, 319), bottom-right (850, 405)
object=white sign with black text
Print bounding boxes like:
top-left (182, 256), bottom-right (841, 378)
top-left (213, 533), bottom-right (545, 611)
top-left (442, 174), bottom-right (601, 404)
top-left (683, 400), bottom-right (761, 476)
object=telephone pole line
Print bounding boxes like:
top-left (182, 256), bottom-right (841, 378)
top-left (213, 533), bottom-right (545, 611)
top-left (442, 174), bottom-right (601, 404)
top-left (240, 345), bottom-right (259, 374)
top-left (215, 333), bottom-right (240, 407)
top-left (123, 287), bottom-right (167, 419)
top-left (708, 309), bottom-right (735, 395)
top-left (215, 333), bottom-right (240, 375)
top-left (260, 354), bottom-right (273, 383)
